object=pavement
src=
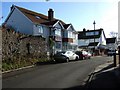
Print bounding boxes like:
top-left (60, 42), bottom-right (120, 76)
top-left (84, 61), bottom-right (120, 88)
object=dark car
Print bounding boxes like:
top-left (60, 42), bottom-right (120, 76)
top-left (53, 51), bottom-right (69, 62)
top-left (75, 51), bottom-right (83, 60)
top-left (107, 50), bottom-right (116, 56)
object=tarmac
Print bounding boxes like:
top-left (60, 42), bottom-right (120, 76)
top-left (1, 56), bottom-right (120, 89)
top-left (84, 61), bottom-right (120, 88)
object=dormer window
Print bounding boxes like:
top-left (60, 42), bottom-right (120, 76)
top-left (86, 31), bottom-right (99, 36)
top-left (35, 16), bottom-right (41, 19)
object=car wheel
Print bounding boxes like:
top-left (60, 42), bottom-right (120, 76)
top-left (75, 57), bottom-right (79, 61)
top-left (66, 58), bottom-right (69, 62)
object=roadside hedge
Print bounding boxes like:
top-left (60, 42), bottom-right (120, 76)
top-left (2, 57), bottom-right (49, 71)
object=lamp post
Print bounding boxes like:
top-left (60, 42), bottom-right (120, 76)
top-left (93, 21), bottom-right (96, 55)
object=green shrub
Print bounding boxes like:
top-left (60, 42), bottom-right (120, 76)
top-left (2, 56), bottom-right (48, 71)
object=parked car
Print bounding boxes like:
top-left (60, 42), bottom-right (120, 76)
top-left (82, 51), bottom-right (88, 59)
top-left (53, 51), bottom-right (69, 62)
top-left (75, 51), bottom-right (84, 60)
top-left (63, 51), bottom-right (79, 61)
top-left (54, 51), bottom-right (79, 62)
top-left (82, 51), bottom-right (92, 59)
top-left (87, 52), bottom-right (92, 59)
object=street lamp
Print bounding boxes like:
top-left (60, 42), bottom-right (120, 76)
top-left (93, 21), bottom-right (96, 54)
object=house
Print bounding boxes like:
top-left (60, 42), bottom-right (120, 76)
top-left (78, 28), bottom-right (106, 55)
top-left (106, 37), bottom-right (117, 51)
top-left (62, 24), bottom-right (78, 51)
top-left (4, 5), bottom-right (78, 54)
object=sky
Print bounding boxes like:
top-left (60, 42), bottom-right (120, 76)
top-left (0, 0), bottom-right (119, 38)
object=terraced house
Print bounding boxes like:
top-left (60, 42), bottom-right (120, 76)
top-left (4, 5), bottom-right (78, 54)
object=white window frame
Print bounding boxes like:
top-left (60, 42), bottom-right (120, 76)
top-left (38, 26), bottom-right (43, 34)
top-left (68, 31), bottom-right (72, 38)
top-left (55, 29), bottom-right (61, 36)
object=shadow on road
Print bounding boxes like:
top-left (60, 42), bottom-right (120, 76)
top-left (63, 63), bottom-right (120, 89)
top-left (35, 59), bottom-right (84, 66)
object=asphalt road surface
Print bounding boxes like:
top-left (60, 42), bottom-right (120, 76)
top-left (2, 56), bottom-right (112, 88)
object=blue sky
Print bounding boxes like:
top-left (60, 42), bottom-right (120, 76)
top-left (1, 1), bottom-right (119, 37)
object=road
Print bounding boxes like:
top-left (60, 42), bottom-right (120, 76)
top-left (3, 56), bottom-right (113, 88)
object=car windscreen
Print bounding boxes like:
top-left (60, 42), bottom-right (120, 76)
top-left (75, 51), bottom-right (82, 54)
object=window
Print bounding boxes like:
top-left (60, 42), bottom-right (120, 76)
top-left (55, 29), bottom-right (61, 36)
top-left (68, 31), bottom-right (72, 38)
top-left (73, 33), bottom-right (76, 39)
top-left (56, 42), bottom-right (61, 49)
top-left (86, 31), bottom-right (99, 36)
top-left (89, 39), bottom-right (94, 42)
top-left (38, 26), bottom-right (43, 33)
top-left (86, 32), bottom-right (93, 36)
top-left (95, 31), bottom-right (99, 35)
top-left (35, 16), bottom-right (41, 19)
top-left (85, 39), bottom-right (89, 44)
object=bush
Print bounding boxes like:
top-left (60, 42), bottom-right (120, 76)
top-left (2, 56), bottom-right (48, 72)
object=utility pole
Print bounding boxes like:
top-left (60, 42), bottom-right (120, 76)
top-left (93, 21), bottom-right (96, 55)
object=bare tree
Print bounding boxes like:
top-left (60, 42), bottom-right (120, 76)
top-left (109, 31), bottom-right (118, 38)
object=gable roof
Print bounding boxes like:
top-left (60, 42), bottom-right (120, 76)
top-left (11, 5), bottom-right (66, 26)
top-left (78, 29), bottom-right (104, 39)
top-left (63, 24), bottom-right (71, 29)
top-left (15, 5), bottom-right (49, 24)
top-left (106, 37), bottom-right (116, 44)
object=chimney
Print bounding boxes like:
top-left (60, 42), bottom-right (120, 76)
top-left (11, 5), bottom-right (15, 11)
top-left (48, 8), bottom-right (54, 21)
top-left (83, 28), bottom-right (86, 32)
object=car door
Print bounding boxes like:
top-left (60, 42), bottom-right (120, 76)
top-left (70, 51), bottom-right (75, 60)
top-left (66, 51), bottom-right (73, 60)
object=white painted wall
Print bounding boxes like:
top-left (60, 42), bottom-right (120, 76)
top-left (99, 31), bottom-right (106, 45)
top-left (6, 7), bottom-right (33, 35)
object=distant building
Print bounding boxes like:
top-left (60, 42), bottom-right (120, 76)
top-left (4, 5), bottom-right (78, 54)
top-left (106, 37), bottom-right (117, 50)
top-left (78, 28), bottom-right (106, 55)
